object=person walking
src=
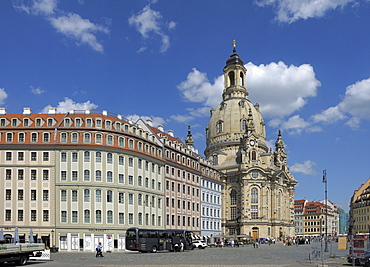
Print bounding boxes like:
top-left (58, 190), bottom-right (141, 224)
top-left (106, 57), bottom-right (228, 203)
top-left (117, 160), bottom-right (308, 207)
top-left (220, 240), bottom-right (224, 249)
top-left (96, 242), bottom-right (104, 257)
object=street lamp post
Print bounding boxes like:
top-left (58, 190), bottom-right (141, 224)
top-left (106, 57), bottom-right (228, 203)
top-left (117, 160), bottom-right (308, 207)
top-left (322, 170), bottom-right (328, 252)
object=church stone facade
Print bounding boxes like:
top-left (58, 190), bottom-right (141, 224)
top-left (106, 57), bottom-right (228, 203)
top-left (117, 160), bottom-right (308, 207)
top-left (204, 43), bottom-right (297, 239)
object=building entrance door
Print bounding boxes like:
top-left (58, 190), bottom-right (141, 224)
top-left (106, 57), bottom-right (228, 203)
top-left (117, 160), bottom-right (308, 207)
top-left (252, 227), bottom-right (259, 240)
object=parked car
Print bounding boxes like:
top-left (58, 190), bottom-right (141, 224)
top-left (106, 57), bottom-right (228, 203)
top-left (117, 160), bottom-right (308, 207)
top-left (191, 240), bottom-right (207, 249)
top-left (359, 248), bottom-right (370, 266)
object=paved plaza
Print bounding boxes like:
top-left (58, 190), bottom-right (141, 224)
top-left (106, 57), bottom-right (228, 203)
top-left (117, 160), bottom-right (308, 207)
top-left (19, 241), bottom-right (354, 267)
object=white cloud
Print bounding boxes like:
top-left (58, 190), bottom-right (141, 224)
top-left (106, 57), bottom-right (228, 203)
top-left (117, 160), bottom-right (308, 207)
top-left (170, 114), bottom-right (195, 124)
top-left (14, 0), bottom-right (57, 16)
top-left (338, 78), bottom-right (370, 119)
top-left (14, 0), bottom-right (109, 52)
top-left (30, 86), bottom-right (45, 95)
top-left (0, 88), bottom-right (8, 105)
top-left (290, 160), bottom-right (317, 175)
top-left (41, 97), bottom-right (98, 113)
top-left (311, 106), bottom-right (347, 124)
top-left (128, 3), bottom-right (175, 53)
top-left (177, 62), bottom-right (320, 122)
top-left (49, 13), bottom-right (109, 52)
top-left (177, 68), bottom-right (223, 107)
top-left (279, 115), bottom-right (310, 134)
top-left (125, 114), bottom-right (166, 128)
top-left (255, 0), bottom-right (355, 23)
top-left (310, 77), bottom-right (370, 129)
top-left (246, 62), bottom-right (320, 118)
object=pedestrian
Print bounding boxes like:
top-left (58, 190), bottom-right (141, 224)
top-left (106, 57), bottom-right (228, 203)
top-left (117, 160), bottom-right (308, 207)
top-left (220, 240), bottom-right (224, 249)
top-left (180, 241), bottom-right (184, 252)
top-left (231, 240), bottom-right (234, 248)
top-left (96, 242), bottom-right (104, 257)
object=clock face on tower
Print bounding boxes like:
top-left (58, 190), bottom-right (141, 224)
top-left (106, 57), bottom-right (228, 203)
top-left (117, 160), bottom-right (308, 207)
top-left (250, 140), bottom-right (255, 146)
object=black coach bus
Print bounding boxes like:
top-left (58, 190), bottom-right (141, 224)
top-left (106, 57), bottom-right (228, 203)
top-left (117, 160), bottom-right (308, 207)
top-left (126, 228), bottom-right (193, 253)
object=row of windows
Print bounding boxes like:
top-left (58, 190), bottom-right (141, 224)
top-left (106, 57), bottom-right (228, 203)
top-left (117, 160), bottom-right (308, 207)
top-left (202, 192), bottom-right (220, 204)
top-left (59, 170), bottom-right (161, 189)
top-left (4, 209), bottom-right (49, 222)
top-left (60, 210), bottom-right (161, 226)
top-left (1, 117), bottom-right (156, 143)
top-left (60, 189), bottom-right (162, 207)
top-left (2, 132), bottom-right (161, 158)
top-left (215, 118), bottom-right (249, 134)
top-left (165, 181), bottom-right (200, 196)
top-left (4, 169), bottom-right (50, 180)
top-left (202, 207), bottom-right (220, 218)
top-left (202, 220), bottom-right (221, 230)
top-left (165, 166), bottom-right (199, 183)
top-left (3, 151), bottom-right (49, 161)
top-left (5, 189), bottom-right (49, 201)
top-left (165, 214), bottom-right (200, 227)
top-left (60, 152), bottom-right (161, 174)
top-left (202, 180), bottom-right (221, 191)
top-left (165, 149), bottom-right (199, 170)
top-left (165, 197), bottom-right (200, 211)
top-left (230, 188), bottom-right (259, 205)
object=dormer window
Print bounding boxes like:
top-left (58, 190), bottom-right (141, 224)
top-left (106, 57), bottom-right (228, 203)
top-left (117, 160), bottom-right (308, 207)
top-left (36, 118), bottom-right (42, 126)
top-left (105, 121), bottom-right (111, 129)
top-left (6, 133), bottom-right (13, 142)
top-left (48, 118), bottom-right (53, 127)
top-left (0, 118), bottom-right (6, 126)
top-left (64, 118), bottom-right (70, 127)
top-left (115, 122), bottom-right (120, 130)
top-left (72, 133), bottom-right (78, 142)
top-left (43, 132), bottom-right (50, 142)
top-left (19, 133), bottom-right (25, 143)
top-left (31, 133), bottom-right (37, 142)
top-left (96, 119), bottom-right (102, 128)
top-left (12, 118), bottom-right (17, 127)
top-left (86, 118), bottom-right (92, 127)
top-left (75, 118), bottom-right (81, 127)
top-left (61, 133), bottom-right (67, 142)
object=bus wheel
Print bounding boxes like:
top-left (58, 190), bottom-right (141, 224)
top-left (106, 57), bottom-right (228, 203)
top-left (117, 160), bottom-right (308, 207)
top-left (18, 255), bottom-right (29, 265)
top-left (151, 246), bottom-right (157, 253)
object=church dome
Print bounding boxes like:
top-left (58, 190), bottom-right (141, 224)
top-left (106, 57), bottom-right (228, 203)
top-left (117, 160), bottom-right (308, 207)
top-left (204, 44), bottom-right (267, 167)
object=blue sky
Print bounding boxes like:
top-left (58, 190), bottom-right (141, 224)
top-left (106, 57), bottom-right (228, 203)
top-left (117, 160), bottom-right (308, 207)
top-left (1, 0), bottom-right (370, 212)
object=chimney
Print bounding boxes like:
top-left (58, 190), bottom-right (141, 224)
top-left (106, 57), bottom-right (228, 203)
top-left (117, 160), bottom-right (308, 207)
top-left (168, 130), bottom-right (174, 137)
top-left (48, 107), bottom-right (57, 114)
top-left (23, 108), bottom-right (31, 115)
top-left (158, 125), bottom-right (164, 132)
top-left (0, 108), bottom-right (6, 115)
top-left (146, 119), bottom-right (153, 126)
top-left (69, 109), bottom-right (75, 114)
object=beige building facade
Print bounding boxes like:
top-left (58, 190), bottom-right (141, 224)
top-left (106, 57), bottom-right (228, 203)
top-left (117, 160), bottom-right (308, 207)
top-left (204, 44), bottom-right (297, 239)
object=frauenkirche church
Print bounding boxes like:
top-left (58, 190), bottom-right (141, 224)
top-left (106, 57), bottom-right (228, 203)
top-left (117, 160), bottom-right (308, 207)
top-left (204, 42), bottom-right (298, 239)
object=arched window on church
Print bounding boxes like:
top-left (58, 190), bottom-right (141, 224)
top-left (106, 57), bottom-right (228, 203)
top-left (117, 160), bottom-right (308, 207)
top-left (241, 119), bottom-right (247, 131)
top-left (230, 189), bottom-right (237, 205)
top-left (251, 188), bottom-right (258, 203)
top-left (213, 155), bottom-right (218, 165)
top-left (240, 72), bottom-right (244, 87)
top-left (216, 121), bottom-right (223, 133)
top-left (251, 151), bottom-right (257, 160)
top-left (228, 71), bottom-right (235, 86)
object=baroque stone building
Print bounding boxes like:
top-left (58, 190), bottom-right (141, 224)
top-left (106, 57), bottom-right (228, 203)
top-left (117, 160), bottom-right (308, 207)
top-left (204, 43), bottom-right (298, 239)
